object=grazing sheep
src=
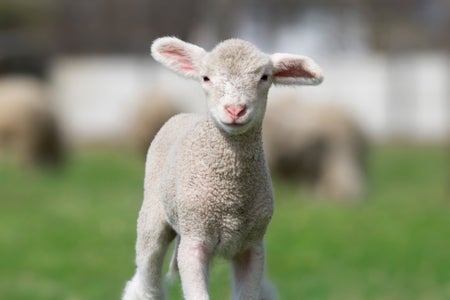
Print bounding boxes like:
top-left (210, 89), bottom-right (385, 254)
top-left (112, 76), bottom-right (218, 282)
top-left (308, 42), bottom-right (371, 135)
top-left (131, 91), bottom-right (180, 156)
top-left (0, 76), bottom-right (64, 166)
top-left (263, 96), bottom-right (367, 200)
top-left (122, 37), bottom-right (323, 300)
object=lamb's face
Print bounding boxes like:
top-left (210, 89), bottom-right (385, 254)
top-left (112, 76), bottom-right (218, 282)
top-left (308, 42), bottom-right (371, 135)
top-left (200, 40), bottom-right (272, 135)
top-left (151, 37), bottom-right (323, 135)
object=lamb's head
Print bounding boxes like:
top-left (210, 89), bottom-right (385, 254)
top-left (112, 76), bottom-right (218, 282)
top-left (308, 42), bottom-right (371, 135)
top-left (151, 37), bottom-right (323, 135)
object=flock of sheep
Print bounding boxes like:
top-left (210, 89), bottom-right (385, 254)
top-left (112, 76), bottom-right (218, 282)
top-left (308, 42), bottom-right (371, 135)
top-left (0, 73), bottom-right (367, 201)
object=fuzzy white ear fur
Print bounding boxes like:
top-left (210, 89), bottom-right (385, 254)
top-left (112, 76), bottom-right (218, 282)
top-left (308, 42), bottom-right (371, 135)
top-left (151, 37), bottom-right (206, 79)
top-left (271, 53), bottom-right (323, 86)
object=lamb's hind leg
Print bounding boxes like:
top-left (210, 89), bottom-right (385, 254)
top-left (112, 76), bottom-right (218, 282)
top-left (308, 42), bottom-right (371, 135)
top-left (122, 211), bottom-right (176, 300)
top-left (232, 241), bottom-right (277, 300)
top-left (177, 237), bottom-right (212, 300)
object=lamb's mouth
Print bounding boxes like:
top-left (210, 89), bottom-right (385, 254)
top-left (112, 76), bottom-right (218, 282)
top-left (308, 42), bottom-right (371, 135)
top-left (221, 120), bottom-right (250, 128)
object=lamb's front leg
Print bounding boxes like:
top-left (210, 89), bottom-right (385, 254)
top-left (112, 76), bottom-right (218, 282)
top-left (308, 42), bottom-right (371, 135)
top-left (177, 238), bottom-right (211, 300)
top-left (232, 241), bottom-right (276, 300)
top-left (122, 205), bottom-right (175, 300)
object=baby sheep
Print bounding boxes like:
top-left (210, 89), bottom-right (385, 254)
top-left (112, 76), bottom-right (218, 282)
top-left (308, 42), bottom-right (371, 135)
top-left (122, 37), bottom-right (323, 300)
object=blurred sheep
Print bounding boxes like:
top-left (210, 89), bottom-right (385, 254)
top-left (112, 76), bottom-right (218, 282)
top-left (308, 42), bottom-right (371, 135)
top-left (0, 76), bottom-right (64, 167)
top-left (130, 90), bottom-right (181, 155)
top-left (263, 96), bottom-right (368, 200)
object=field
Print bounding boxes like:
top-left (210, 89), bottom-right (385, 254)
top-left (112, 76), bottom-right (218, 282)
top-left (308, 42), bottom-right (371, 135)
top-left (0, 145), bottom-right (448, 299)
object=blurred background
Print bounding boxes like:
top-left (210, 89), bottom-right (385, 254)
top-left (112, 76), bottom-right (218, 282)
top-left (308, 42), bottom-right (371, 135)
top-left (0, 0), bottom-right (448, 299)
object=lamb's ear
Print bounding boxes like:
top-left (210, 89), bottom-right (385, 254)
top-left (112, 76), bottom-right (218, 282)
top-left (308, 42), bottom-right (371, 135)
top-left (151, 37), bottom-right (206, 79)
top-left (271, 53), bottom-right (323, 85)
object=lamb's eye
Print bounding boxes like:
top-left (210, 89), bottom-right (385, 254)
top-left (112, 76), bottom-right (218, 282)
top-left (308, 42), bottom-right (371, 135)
top-left (202, 76), bottom-right (210, 82)
top-left (260, 74), bottom-right (269, 81)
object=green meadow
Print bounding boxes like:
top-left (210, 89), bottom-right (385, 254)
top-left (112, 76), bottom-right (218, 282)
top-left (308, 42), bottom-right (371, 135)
top-left (0, 145), bottom-right (448, 299)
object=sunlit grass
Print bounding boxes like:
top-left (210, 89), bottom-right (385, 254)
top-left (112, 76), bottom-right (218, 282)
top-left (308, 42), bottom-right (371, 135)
top-left (0, 145), bottom-right (448, 299)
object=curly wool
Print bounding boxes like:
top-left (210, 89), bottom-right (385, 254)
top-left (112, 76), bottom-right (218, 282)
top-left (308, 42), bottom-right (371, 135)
top-left (140, 113), bottom-right (273, 258)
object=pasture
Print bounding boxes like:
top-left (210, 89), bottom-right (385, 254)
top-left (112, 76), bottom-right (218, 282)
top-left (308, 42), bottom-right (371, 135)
top-left (0, 145), bottom-right (448, 299)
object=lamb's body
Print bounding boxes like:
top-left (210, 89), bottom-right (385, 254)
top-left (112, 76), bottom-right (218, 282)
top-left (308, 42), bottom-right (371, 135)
top-left (123, 37), bottom-right (323, 300)
top-left (129, 113), bottom-right (274, 300)
top-left (141, 113), bottom-right (273, 258)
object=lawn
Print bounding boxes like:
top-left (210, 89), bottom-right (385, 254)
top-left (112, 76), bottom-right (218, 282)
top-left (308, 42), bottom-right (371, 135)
top-left (0, 145), bottom-right (448, 299)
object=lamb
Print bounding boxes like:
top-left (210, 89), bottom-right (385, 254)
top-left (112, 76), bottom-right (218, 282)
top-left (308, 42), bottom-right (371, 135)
top-left (122, 37), bottom-right (323, 300)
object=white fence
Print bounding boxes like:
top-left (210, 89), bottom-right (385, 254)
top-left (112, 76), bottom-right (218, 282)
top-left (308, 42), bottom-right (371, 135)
top-left (49, 53), bottom-right (449, 144)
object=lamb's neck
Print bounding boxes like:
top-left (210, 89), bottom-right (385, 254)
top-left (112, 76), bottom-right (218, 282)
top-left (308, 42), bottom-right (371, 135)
top-left (205, 118), bottom-right (264, 161)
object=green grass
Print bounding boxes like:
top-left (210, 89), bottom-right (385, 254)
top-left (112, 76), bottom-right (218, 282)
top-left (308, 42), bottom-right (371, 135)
top-left (0, 145), bottom-right (448, 299)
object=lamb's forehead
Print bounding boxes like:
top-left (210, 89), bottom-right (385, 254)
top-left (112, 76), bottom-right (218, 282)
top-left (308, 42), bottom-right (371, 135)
top-left (204, 39), bottom-right (270, 75)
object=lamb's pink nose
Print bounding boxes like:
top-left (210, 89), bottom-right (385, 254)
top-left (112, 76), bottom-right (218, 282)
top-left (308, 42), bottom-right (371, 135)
top-left (225, 104), bottom-right (247, 121)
